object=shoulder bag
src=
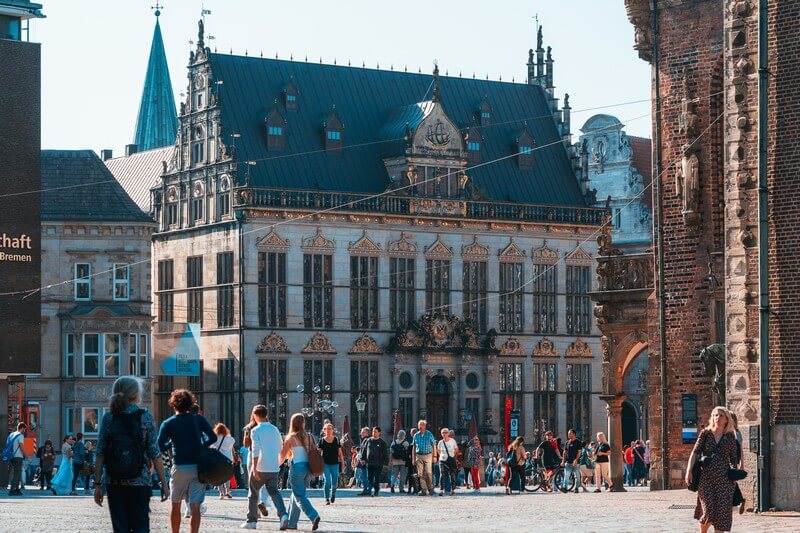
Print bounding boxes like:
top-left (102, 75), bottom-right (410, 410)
top-left (728, 439), bottom-right (748, 481)
top-left (443, 441), bottom-right (457, 471)
top-left (193, 416), bottom-right (234, 485)
top-left (305, 434), bottom-right (324, 477)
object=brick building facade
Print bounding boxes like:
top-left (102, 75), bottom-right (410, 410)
top-left (625, 0), bottom-right (800, 509)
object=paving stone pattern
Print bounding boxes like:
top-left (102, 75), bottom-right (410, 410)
top-left (1, 486), bottom-right (798, 532)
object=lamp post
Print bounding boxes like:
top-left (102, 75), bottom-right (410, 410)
top-left (356, 393), bottom-right (367, 433)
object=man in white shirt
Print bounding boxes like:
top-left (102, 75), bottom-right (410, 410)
top-left (241, 405), bottom-right (288, 530)
top-left (5, 422), bottom-right (28, 496)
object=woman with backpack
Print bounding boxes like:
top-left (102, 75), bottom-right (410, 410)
top-left (505, 437), bottom-right (526, 495)
top-left (93, 376), bottom-right (168, 533)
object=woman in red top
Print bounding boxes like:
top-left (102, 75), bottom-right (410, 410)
top-left (624, 443), bottom-right (634, 486)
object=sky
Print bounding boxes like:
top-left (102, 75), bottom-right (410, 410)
top-left (33, 0), bottom-right (652, 154)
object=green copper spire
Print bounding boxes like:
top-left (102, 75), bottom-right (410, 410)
top-left (133, 7), bottom-right (177, 151)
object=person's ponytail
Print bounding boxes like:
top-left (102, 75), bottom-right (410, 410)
top-left (108, 376), bottom-right (143, 415)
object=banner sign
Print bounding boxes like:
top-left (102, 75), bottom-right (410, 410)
top-left (153, 322), bottom-right (201, 376)
top-left (0, 39), bottom-right (42, 375)
top-left (509, 409), bottom-right (520, 440)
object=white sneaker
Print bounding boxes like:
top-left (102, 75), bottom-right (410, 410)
top-left (240, 522), bottom-right (257, 530)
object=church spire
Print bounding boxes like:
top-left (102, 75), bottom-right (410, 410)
top-left (133, 4), bottom-right (177, 152)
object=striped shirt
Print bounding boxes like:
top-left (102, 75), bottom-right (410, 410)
top-left (412, 430), bottom-right (436, 455)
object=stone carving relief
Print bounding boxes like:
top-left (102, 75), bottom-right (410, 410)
top-left (532, 241), bottom-right (559, 264)
top-left (675, 146), bottom-right (701, 225)
top-left (256, 331), bottom-right (290, 353)
top-left (498, 240), bottom-right (526, 263)
top-left (301, 228), bottom-right (335, 251)
top-left (302, 332), bottom-right (337, 354)
top-left (596, 255), bottom-right (654, 291)
top-left (424, 235), bottom-right (453, 259)
top-left (565, 246), bottom-right (593, 266)
top-left (533, 337), bottom-right (557, 357)
top-left (348, 232), bottom-right (382, 256)
top-left (389, 312), bottom-right (490, 352)
top-left (255, 230), bottom-right (290, 252)
top-left (387, 232), bottom-right (418, 257)
top-left (461, 236), bottom-right (489, 260)
top-left (678, 70), bottom-right (699, 137)
top-left (500, 337), bottom-right (525, 356)
top-left (566, 337), bottom-right (592, 358)
top-left (349, 333), bottom-right (383, 354)
top-left (700, 343), bottom-right (726, 404)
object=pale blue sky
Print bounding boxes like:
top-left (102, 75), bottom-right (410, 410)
top-left (34, 0), bottom-right (651, 154)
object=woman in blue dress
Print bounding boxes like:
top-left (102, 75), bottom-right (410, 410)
top-left (51, 435), bottom-right (75, 495)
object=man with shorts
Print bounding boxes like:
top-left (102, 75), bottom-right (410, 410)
top-left (157, 389), bottom-right (217, 533)
top-left (535, 431), bottom-right (562, 492)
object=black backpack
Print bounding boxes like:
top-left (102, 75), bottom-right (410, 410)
top-left (104, 409), bottom-right (146, 481)
top-left (390, 441), bottom-right (407, 461)
top-left (505, 448), bottom-right (518, 466)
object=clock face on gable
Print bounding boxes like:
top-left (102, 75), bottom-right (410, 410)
top-left (194, 73), bottom-right (206, 89)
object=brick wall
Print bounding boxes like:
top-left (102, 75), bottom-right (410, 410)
top-left (647, 0), bottom-right (724, 489)
top-left (767, 0), bottom-right (800, 427)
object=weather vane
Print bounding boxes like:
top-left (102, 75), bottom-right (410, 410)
top-left (151, 2), bottom-right (163, 17)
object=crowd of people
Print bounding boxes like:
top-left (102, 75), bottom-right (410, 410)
top-left (6, 376), bottom-right (747, 533)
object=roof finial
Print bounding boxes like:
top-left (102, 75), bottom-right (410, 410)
top-left (197, 18), bottom-right (205, 48)
top-left (152, 2), bottom-right (163, 18)
top-left (547, 45), bottom-right (552, 61)
top-left (432, 60), bottom-right (441, 103)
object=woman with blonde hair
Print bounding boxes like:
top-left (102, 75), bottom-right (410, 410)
top-left (213, 423), bottom-right (236, 499)
top-left (279, 414), bottom-right (320, 531)
top-left (685, 406), bottom-right (739, 533)
top-left (505, 436), bottom-right (526, 495)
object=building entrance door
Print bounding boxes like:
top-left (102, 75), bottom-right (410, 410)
top-left (621, 400), bottom-right (639, 446)
top-left (426, 375), bottom-right (450, 436)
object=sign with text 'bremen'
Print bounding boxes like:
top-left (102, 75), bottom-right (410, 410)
top-left (1, 38), bottom-right (42, 375)
top-left (153, 323), bottom-right (201, 376)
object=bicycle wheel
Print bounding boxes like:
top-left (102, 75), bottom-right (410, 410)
top-left (553, 469), bottom-right (567, 492)
top-left (524, 470), bottom-right (540, 492)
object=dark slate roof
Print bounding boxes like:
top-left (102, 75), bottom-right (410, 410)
top-left (133, 17), bottom-right (178, 151)
top-left (629, 136), bottom-right (653, 210)
top-left (105, 146), bottom-right (173, 212)
top-left (41, 150), bottom-right (153, 222)
top-left (210, 54), bottom-right (585, 206)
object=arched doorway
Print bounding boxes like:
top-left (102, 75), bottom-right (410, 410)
top-left (621, 401), bottom-right (639, 446)
top-left (426, 375), bottom-right (451, 436)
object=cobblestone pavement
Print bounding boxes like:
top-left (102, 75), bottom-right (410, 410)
top-left (0, 485), bottom-right (798, 532)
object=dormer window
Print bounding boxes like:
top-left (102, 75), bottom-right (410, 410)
top-left (465, 127), bottom-right (483, 164)
top-left (284, 78), bottom-right (299, 110)
top-left (323, 107), bottom-right (344, 154)
top-left (265, 105), bottom-right (287, 151)
top-left (478, 97), bottom-right (493, 125)
top-left (516, 129), bottom-right (535, 170)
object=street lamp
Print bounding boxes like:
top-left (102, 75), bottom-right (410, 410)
top-left (356, 393), bottom-right (367, 432)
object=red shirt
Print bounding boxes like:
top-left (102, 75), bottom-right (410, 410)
top-left (624, 447), bottom-right (633, 465)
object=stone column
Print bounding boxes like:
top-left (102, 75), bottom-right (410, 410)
top-left (449, 372), bottom-right (458, 430)
top-left (418, 368), bottom-right (428, 420)
top-left (391, 367), bottom-right (400, 412)
top-left (483, 359), bottom-right (497, 440)
top-left (601, 394), bottom-right (627, 492)
top-left (458, 368), bottom-right (467, 412)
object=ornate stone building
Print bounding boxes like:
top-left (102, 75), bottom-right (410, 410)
top-left (621, 0), bottom-right (800, 510)
top-left (28, 150), bottom-right (155, 444)
top-left (579, 116), bottom-right (653, 444)
top-left (142, 21), bottom-right (609, 446)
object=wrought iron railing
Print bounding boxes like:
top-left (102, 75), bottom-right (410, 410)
top-left (241, 187), bottom-right (607, 226)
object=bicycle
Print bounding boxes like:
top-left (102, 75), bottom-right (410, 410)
top-left (553, 465), bottom-right (578, 493)
top-left (522, 461), bottom-right (547, 492)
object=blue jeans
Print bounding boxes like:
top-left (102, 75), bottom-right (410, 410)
top-left (288, 462), bottom-right (319, 528)
top-left (563, 463), bottom-right (581, 491)
top-left (355, 466), bottom-right (367, 490)
top-left (322, 463), bottom-right (339, 501)
top-left (624, 463), bottom-right (632, 485)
